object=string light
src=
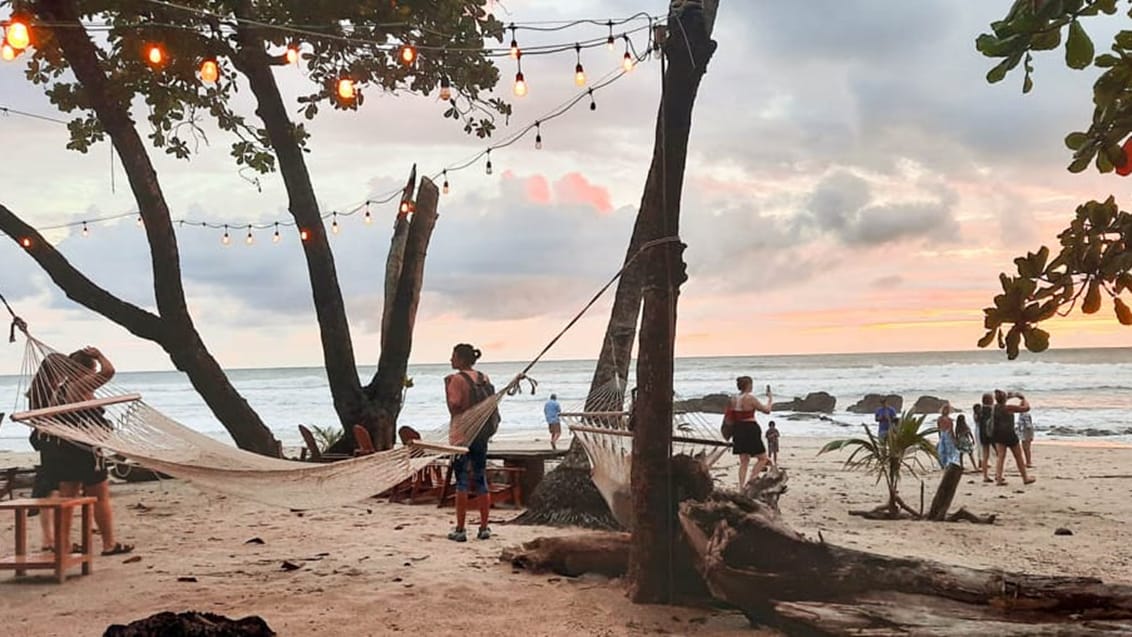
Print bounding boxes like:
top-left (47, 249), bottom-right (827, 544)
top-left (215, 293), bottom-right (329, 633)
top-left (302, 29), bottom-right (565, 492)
top-left (284, 45), bottom-right (299, 65)
top-left (622, 35), bottom-right (634, 72)
top-left (273, 222), bottom-right (281, 243)
top-left (136, 215), bottom-right (144, 227)
top-left (513, 53), bottom-right (527, 97)
top-left (399, 43), bottom-right (416, 65)
top-left (221, 224), bottom-right (231, 245)
top-left (1, 43), bottom-right (16, 61)
top-left (509, 24), bottom-right (520, 60)
top-left (399, 199), bottom-right (414, 215)
top-left (4, 18), bottom-right (30, 50)
top-left (20, 237), bottom-right (31, 248)
top-left (588, 88), bottom-right (596, 111)
top-left (145, 43), bottom-right (166, 67)
top-left (337, 78), bottom-right (355, 101)
top-left (245, 225), bottom-right (254, 245)
top-left (534, 121), bottom-right (542, 150)
top-left (299, 228), bottom-right (310, 242)
top-left (442, 169), bottom-right (450, 195)
top-left (606, 21), bottom-right (615, 50)
top-left (485, 149), bottom-right (493, 175)
top-left (331, 212), bottom-right (339, 234)
top-left (199, 58), bottom-right (219, 84)
top-left (574, 44), bottom-right (586, 87)
top-left (82, 222), bottom-right (89, 237)
top-left (363, 202), bottom-right (372, 224)
top-left (438, 75), bottom-right (452, 102)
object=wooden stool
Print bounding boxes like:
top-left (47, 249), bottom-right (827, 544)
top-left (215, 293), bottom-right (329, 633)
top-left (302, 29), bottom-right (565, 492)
top-left (0, 497), bottom-right (97, 583)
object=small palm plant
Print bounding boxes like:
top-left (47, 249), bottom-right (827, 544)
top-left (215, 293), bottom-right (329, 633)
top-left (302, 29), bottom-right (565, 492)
top-left (309, 424), bottom-right (345, 452)
top-left (819, 411), bottom-right (938, 518)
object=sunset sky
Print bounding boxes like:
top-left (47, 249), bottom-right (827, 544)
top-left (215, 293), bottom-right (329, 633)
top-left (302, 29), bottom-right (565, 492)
top-left (1, 1), bottom-right (1129, 372)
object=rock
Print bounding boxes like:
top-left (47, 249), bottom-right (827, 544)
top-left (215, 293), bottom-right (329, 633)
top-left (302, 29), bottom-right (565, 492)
top-left (104, 611), bottom-right (275, 636)
top-left (910, 396), bottom-right (948, 414)
top-left (1054, 527), bottom-right (1073, 536)
top-left (847, 393), bottom-right (903, 414)
top-left (673, 393), bottom-right (730, 414)
top-left (775, 392), bottom-right (836, 413)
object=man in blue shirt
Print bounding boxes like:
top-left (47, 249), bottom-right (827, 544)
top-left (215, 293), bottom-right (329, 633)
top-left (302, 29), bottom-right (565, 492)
top-left (544, 394), bottom-right (562, 450)
top-left (875, 397), bottom-right (897, 438)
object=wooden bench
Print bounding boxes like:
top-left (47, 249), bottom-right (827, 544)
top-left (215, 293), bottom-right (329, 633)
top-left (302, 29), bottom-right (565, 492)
top-left (0, 467), bottom-right (37, 500)
top-left (486, 448), bottom-right (569, 499)
top-left (0, 497), bottom-right (97, 583)
top-left (437, 463), bottom-right (525, 509)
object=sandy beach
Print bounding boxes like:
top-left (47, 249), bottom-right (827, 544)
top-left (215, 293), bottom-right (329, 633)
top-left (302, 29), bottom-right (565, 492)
top-left (0, 437), bottom-right (1129, 636)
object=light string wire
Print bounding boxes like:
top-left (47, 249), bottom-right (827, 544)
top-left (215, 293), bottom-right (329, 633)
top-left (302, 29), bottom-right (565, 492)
top-left (0, 45), bottom-right (648, 237)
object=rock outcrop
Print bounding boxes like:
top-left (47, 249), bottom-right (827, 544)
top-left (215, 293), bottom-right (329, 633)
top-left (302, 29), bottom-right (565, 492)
top-left (910, 395), bottom-right (948, 414)
top-left (774, 392), bottom-right (836, 413)
top-left (847, 393), bottom-right (903, 414)
top-left (673, 393), bottom-right (730, 414)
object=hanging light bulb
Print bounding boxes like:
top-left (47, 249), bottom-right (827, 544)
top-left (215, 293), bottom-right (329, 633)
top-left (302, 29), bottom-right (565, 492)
top-left (199, 58), bottom-right (219, 84)
top-left (285, 45), bottom-right (299, 65)
top-left (245, 226), bottom-right (254, 245)
top-left (337, 78), bottom-right (355, 101)
top-left (399, 199), bottom-right (415, 215)
top-left (399, 43), bottom-right (416, 65)
top-left (299, 228), bottom-right (310, 242)
top-left (145, 43), bottom-right (166, 67)
top-left (20, 237), bottom-right (31, 248)
top-left (438, 75), bottom-right (452, 102)
top-left (221, 225), bottom-right (231, 245)
top-left (534, 121), bottom-right (542, 150)
top-left (442, 169), bottom-right (450, 195)
top-left (606, 21), bottom-right (615, 51)
top-left (509, 25), bottom-right (519, 60)
top-left (574, 44), bottom-right (586, 87)
top-left (272, 223), bottom-right (281, 243)
top-left (5, 19), bottom-right (30, 50)
top-left (652, 24), bottom-right (668, 60)
top-left (622, 35), bottom-right (635, 72)
top-left (331, 212), bottom-right (340, 234)
top-left (1, 43), bottom-right (16, 61)
top-left (485, 149), bottom-right (493, 175)
top-left (136, 215), bottom-right (144, 227)
top-left (588, 88), bottom-right (596, 111)
top-left (81, 222), bottom-right (89, 238)
top-left (513, 55), bottom-right (526, 97)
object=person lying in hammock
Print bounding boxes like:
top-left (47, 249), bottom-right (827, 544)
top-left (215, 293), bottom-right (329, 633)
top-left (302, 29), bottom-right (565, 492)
top-left (41, 347), bottom-right (134, 556)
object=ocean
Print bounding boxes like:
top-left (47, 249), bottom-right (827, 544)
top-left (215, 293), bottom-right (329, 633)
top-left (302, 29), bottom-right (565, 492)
top-left (3, 348), bottom-right (1132, 452)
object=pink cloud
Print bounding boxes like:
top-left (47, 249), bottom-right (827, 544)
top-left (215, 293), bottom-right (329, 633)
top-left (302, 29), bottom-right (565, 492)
top-left (554, 172), bottom-right (614, 214)
top-left (524, 174), bottom-right (552, 205)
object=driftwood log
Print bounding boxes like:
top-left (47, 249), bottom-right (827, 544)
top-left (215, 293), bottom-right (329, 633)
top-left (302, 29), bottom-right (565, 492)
top-left (506, 468), bottom-right (1132, 634)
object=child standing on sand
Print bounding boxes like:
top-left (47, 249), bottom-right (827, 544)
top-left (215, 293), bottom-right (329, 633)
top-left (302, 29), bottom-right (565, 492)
top-left (765, 421), bottom-right (780, 467)
top-left (954, 413), bottom-right (977, 470)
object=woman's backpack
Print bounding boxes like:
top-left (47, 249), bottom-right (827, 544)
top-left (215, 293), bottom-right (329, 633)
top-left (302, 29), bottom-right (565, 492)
top-left (460, 371), bottom-right (501, 444)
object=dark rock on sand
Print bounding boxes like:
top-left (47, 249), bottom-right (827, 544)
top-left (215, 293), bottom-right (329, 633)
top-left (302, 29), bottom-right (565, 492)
top-left (1046, 425), bottom-right (1132, 437)
top-left (1054, 527), bottom-right (1073, 536)
top-left (910, 395), bottom-right (948, 414)
top-left (775, 391), bottom-right (835, 413)
top-left (673, 393), bottom-right (730, 414)
top-left (104, 611), bottom-right (275, 637)
top-left (847, 393), bottom-right (903, 414)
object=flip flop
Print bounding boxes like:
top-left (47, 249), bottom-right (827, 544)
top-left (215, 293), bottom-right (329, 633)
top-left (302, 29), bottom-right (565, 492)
top-left (101, 542), bottom-right (134, 556)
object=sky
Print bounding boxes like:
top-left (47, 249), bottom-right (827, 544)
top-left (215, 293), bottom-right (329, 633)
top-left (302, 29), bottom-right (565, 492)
top-left (0, 1), bottom-right (1130, 373)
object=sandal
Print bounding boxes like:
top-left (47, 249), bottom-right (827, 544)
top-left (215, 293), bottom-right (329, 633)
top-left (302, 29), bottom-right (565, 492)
top-left (101, 542), bottom-right (134, 556)
top-left (1023, 477), bottom-right (1037, 485)
top-left (995, 480), bottom-right (1008, 486)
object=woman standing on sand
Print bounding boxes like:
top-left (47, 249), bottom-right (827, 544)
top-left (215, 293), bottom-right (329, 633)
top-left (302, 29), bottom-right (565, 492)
top-left (724, 376), bottom-right (772, 487)
top-left (954, 413), bottom-right (977, 470)
top-left (991, 389), bottom-right (1036, 486)
top-left (973, 394), bottom-right (995, 483)
top-left (936, 403), bottom-right (959, 468)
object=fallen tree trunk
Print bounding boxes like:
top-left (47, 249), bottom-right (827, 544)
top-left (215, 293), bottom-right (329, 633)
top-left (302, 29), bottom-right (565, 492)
top-left (928, 463), bottom-right (964, 521)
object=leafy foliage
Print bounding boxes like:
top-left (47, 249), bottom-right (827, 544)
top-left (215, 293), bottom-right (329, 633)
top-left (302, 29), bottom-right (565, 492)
top-left (819, 411), bottom-right (938, 507)
top-left (10, 0), bottom-right (506, 172)
top-left (977, 0), bottom-right (1132, 357)
top-left (309, 424), bottom-right (344, 452)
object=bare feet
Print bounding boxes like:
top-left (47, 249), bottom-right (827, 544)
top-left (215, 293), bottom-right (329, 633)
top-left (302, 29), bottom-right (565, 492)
top-left (1023, 477), bottom-right (1036, 485)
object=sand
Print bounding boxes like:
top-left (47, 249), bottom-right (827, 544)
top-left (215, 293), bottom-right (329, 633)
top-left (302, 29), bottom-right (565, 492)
top-left (0, 437), bottom-right (1129, 636)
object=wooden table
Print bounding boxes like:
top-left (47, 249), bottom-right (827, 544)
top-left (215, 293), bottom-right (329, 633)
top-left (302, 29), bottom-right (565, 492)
top-left (0, 497), bottom-right (97, 583)
top-left (486, 448), bottom-right (568, 500)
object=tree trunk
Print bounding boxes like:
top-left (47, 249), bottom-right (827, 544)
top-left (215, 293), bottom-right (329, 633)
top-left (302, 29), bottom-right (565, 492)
top-left (365, 178), bottom-right (440, 449)
top-left (627, 0), bottom-right (718, 604)
top-left (381, 168), bottom-right (418, 353)
top-left (927, 463), bottom-right (964, 521)
top-left (10, 0), bottom-right (280, 455)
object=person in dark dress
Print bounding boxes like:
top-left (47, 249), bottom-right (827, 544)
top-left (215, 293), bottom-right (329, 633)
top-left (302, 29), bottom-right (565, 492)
top-left (991, 389), bottom-right (1036, 486)
top-left (724, 376), bottom-right (773, 487)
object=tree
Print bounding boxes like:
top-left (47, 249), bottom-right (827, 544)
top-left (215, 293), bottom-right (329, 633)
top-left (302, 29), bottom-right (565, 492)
top-left (818, 411), bottom-right (938, 519)
top-left (975, 0), bottom-right (1132, 358)
top-left (0, 0), bottom-right (505, 453)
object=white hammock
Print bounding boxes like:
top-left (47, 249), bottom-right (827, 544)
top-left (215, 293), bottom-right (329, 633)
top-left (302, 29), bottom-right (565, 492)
top-left (565, 378), bottom-right (729, 528)
top-left (8, 335), bottom-right (502, 510)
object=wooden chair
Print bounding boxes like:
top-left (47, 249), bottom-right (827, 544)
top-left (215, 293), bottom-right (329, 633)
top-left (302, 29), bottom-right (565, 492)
top-left (297, 424), bottom-right (350, 463)
top-left (437, 459), bottom-right (524, 508)
top-left (352, 425), bottom-right (376, 456)
top-left (0, 467), bottom-right (36, 501)
top-left (384, 426), bottom-right (446, 504)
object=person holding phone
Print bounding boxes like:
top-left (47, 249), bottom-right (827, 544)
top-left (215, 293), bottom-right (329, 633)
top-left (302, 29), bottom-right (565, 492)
top-left (723, 376), bottom-right (773, 486)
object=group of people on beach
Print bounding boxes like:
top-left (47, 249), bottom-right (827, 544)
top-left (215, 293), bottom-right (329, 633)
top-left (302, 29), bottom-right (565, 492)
top-left (26, 346), bottom-right (133, 556)
top-left (935, 391), bottom-right (1036, 486)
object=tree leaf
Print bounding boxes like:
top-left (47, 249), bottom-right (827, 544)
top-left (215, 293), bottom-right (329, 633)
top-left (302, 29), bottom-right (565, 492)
top-left (1065, 131), bottom-right (1088, 150)
top-left (1066, 20), bottom-right (1095, 70)
top-left (1023, 326), bottom-right (1050, 352)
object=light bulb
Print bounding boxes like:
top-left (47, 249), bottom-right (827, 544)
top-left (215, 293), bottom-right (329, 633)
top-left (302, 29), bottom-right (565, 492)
top-left (273, 229), bottom-right (281, 243)
top-left (20, 237), bottom-right (31, 248)
top-left (1, 43), bottom-right (16, 61)
top-left (300, 228), bottom-right (310, 241)
top-left (82, 222), bottom-right (89, 237)
top-left (575, 63), bottom-right (586, 87)
top-left (535, 133), bottom-right (542, 150)
top-left (337, 78), bottom-right (355, 100)
top-left (364, 209), bottom-right (373, 224)
top-left (588, 89), bottom-right (596, 111)
top-left (136, 215), bottom-right (143, 227)
top-left (510, 39), bottom-right (519, 60)
top-left (622, 52), bottom-right (635, 72)
top-left (485, 153), bottom-right (493, 175)
top-left (399, 200), bottom-right (414, 215)
top-left (442, 170), bottom-right (450, 195)
top-left (6, 20), bottom-right (29, 50)
top-left (199, 59), bottom-right (219, 84)
top-left (285, 46), bottom-right (299, 65)
top-left (607, 36), bottom-right (615, 51)
top-left (146, 44), bottom-right (165, 67)
top-left (221, 230), bottom-right (231, 246)
top-left (438, 76), bottom-right (452, 101)
top-left (331, 214), bottom-right (340, 234)
top-left (513, 72), bottom-right (527, 97)
top-left (245, 231), bottom-right (254, 245)
top-left (400, 44), bottom-right (416, 65)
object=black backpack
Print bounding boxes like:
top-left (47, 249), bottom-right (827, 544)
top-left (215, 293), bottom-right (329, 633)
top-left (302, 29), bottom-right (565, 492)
top-left (460, 371), bottom-right (501, 444)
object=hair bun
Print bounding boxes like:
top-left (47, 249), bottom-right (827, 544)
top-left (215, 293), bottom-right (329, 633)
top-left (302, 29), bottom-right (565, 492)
top-left (473, 348), bottom-right (482, 360)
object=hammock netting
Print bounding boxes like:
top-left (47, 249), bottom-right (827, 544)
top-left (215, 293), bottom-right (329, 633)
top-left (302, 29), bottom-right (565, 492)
top-left (7, 334), bottom-right (506, 510)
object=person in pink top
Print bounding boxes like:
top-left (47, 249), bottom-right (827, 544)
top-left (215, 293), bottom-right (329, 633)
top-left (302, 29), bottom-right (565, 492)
top-left (723, 376), bottom-right (773, 487)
